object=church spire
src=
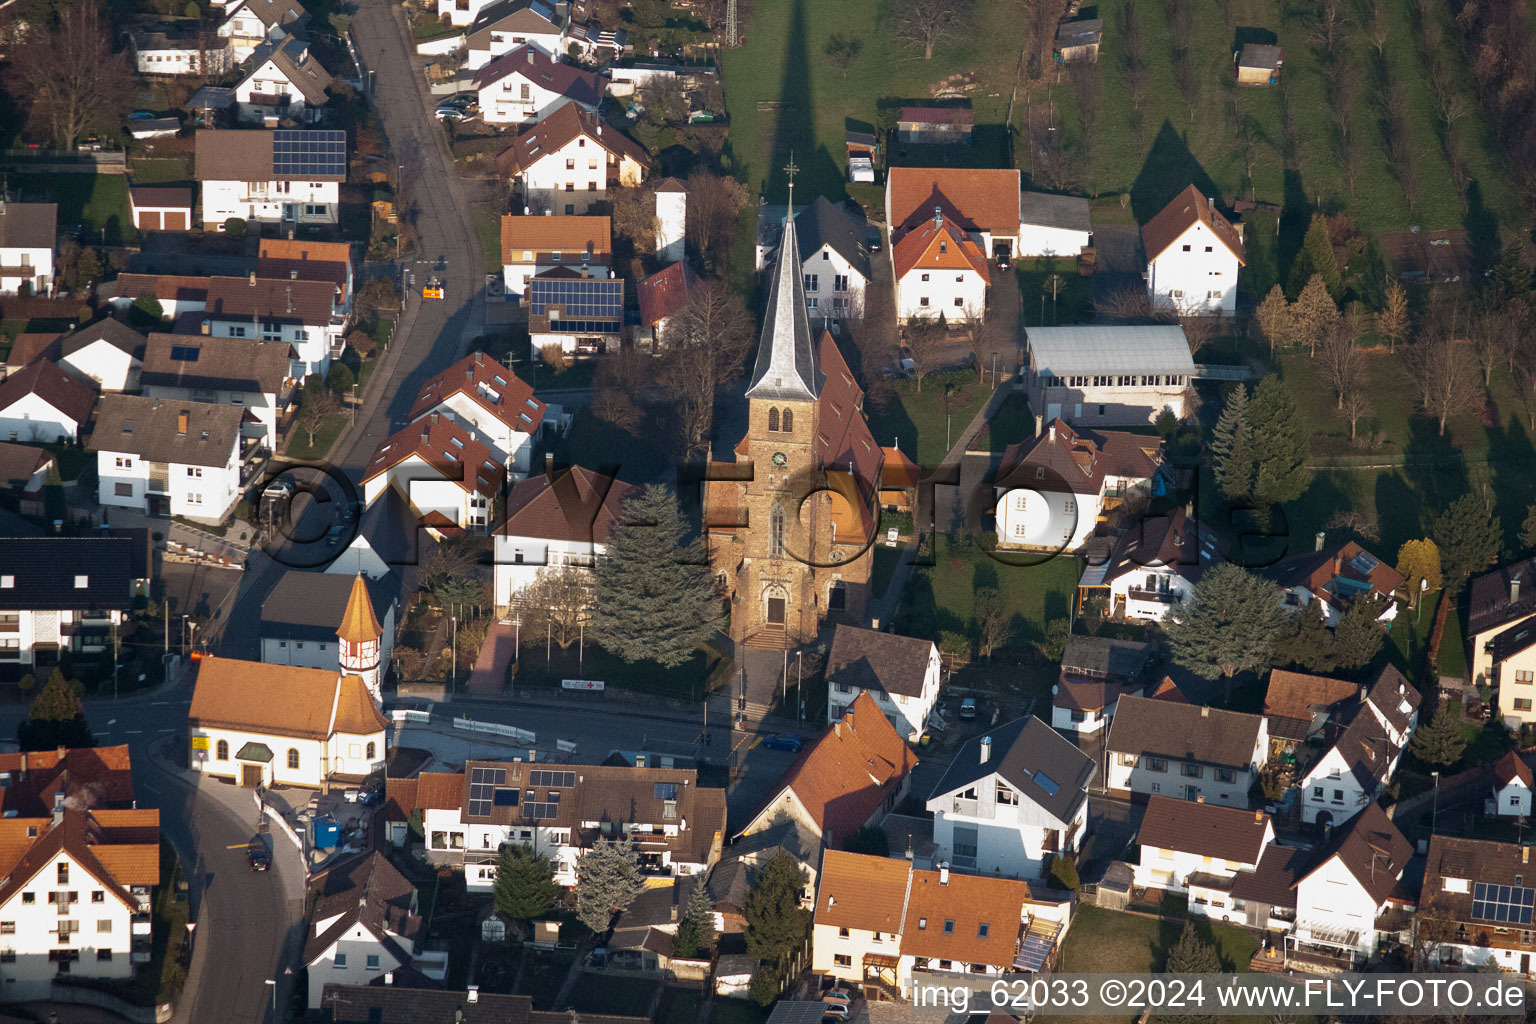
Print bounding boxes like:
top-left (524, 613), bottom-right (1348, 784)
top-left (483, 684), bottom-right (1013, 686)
top-left (745, 152), bottom-right (820, 403)
top-left (338, 573), bottom-right (382, 645)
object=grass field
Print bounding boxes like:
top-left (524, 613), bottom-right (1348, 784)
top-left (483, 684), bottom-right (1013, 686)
top-left (471, 201), bottom-right (503, 268)
top-left (897, 534), bottom-right (1081, 650)
top-left (129, 156), bottom-right (192, 185)
top-left (7, 173), bottom-right (136, 244)
top-left (719, 0), bottom-right (1022, 202)
top-left (867, 369), bottom-right (994, 467)
top-left (972, 393), bottom-right (1034, 452)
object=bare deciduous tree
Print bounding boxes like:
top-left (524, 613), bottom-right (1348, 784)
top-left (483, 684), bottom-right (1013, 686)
top-left (296, 387), bottom-right (338, 448)
top-left (1340, 385), bottom-right (1374, 441)
top-left (894, 0), bottom-right (972, 59)
top-left (1404, 339), bottom-right (1482, 436)
top-left (975, 587), bottom-right (1014, 660)
top-left (1375, 279), bottom-right (1411, 353)
top-left (1093, 283), bottom-right (1171, 323)
top-left (7, 4), bottom-right (133, 150)
top-left (610, 184), bottom-right (660, 254)
top-left (901, 315), bottom-right (948, 393)
top-left (958, 307), bottom-right (1006, 382)
top-left (662, 280), bottom-right (755, 459)
top-left (684, 171), bottom-right (751, 272)
top-left (825, 33), bottom-right (862, 79)
top-left (516, 566), bottom-right (592, 649)
top-left (1319, 325), bottom-right (1366, 410)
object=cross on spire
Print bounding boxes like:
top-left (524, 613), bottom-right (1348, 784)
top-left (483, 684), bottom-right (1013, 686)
top-left (783, 151), bottom-right (799, 215)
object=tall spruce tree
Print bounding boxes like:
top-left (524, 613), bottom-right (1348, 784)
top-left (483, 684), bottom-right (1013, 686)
top-left (1272, 599), bottom-right (1338, 673)
top-left (744, 850), bottom-right (812, 967)
top-left (1409, 703), bottom-right (1467, 767)
top-left (574, 839), bottom-right (644, 932)
top-left (672, 875), bottom-right (718, 959)
top-left (19, 670), bottom-right (92, 752)
top-left (492, 844), bottom-right (559, 923)
top-left (1248, 375), bottom-right (1313, 524)
top-left (1297, 214), bottom-right (1343, 300)
top-left (1164, 923), bottom-right (1220, 1024)
top-left (1433, 493), bottom-right (1500, 590)
top-left (1331, 597), bottom-right (1385, 670)
top-left (590, 485), bottom-right (723, 667)
top-left (1210, 385), bottom-right (1254, 505)
top-left (1165, 564), bottom-right (1285, 698)
top-left (1521, 503), bottom-right (1536, 552)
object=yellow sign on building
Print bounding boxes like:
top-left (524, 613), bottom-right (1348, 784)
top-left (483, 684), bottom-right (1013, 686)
top-left (190, 736), bottom-right (210, 751)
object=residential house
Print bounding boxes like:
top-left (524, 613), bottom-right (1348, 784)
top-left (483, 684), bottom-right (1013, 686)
top-left (1263, 669), bottom-right (1360, 751)
top-left (1468, 559), bottom-right (1536, 727)
top-left (473, 46), bottom-right (604, 126)
top-left (1018, 191), bottom-right (1093, 259)
top-left (885, 167), bottom-right (1022, 260)
top-left (383, 772), bottom-right (464, 850)
top-left (107, 274), bottom-right (210, 320)
top-left (218, 0), bottom-right (308, 62)
top-left (1105, 696), bottom-right (1268, 805)
top-left (1023, 324), bottom-right (1196, 428)
top-left (706, 820), bottom-right (822, 931)
top-left (188, 657), bottom-right (387, 788)
top-left (812, 850), bottom-right (1071, 995)
top-left (257, 238), bottom-right (354, 320)
top-left (500, 215), bottom-right (611, 298)
top-left (303, 852), bottom-right (443, 1007)
top-left (1050, 634), bottom-right (1150, 734)
top-left (407, 352), bottom-right (544, 474)
top-left (194, 129), bottom-right (346, 230)
top-left (1290, 803), bottom-right (1412, 961)
top-left (233, 36), bottom-right (333, 124)
top-left (0, 536), bottom-right (144, 670)
top-left (738, 692), bottom-right (918, 850)
top-left (2, 334), bottom-right (62, 378)
top-left (1135, 796), bottom-right (1272, 910)
top-left (0, 201), bottom-right (56, 297)
top-left (1227, 843), bottom-right (1306, 934)
top-left (492, 463), bottom-right (637, 607)
top-left (438, 0), bottom-right (500, 28)
top-left (90, 394), bottom-right (245, 521)
top-left (0, 442), bottom-right (54, 514)
top-left (139, 333), bottom-right (294, 451)
top-left (127, 186), bottom-right (193, 235)
top-left (1142, 185), bottom-right (1245, 315)
top-left (361, 414), bottom-right (507, 534)
top-left (927, 716), bottom-right (1094, 880)
top-left (496, 102), bottom-right (647, 215)
top-left (260, 571), bottom-right (396, 692)
top-left (416, 762), bottom-right (726, 892)
top-left (126, 29), bottom-right (233, 76)
top-left (824, 625), bottom-right (941, 741)
top-left (1094, 505), bottom-right (1225, 621)
top-left (1489, 751), bottom-right (1534, 818)
top-left (1422, 835), bottom-right (1536, 975)
top-left (896, 107), bottom-right (974, 145)
top-left (992, 419), bottom-right (1161, 553)
top-left (0, 360), bottom-right (95, 444)
top-left (1053, 18), bottom-right (1102, 62)
top-left (1236, 44), bottom-right (1284, 85)
top-left (1262, 538), bottom-right (1403, 627)
top-left (795, 196), bottom-right (871, 323)
top-left (527, 268), bottom-right (624, 355)
top-left (635, 261), bottom-right (699, 350)
top-left (465, 0), bottom-right (567, 67)
top-left (1299, 667), bottom-right (1419, 828)
top-left (889, 208), bottom-right (990, 323)
top-left (564, 18), bottom-right (626, 61)
top-left (0, 788), bottom-right (159, 999)
top-left (204, 273), bottom-right (339, 375)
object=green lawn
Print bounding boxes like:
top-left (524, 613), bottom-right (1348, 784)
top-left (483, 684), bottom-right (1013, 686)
top-left (8, 173), bottom-right (136, 244)
top-left (1040, 906), bottom-right (1261, 1024)
top-left (515, 637), bottom-right (726, 702)
top-left (570, 974), bottom-right (657, 1015)
top-left (471, 201), bottom-right (503, 269)
top-left (285, 412), bottom-right (348, 459)
top-left (719, 0), bottom-right (1021, 202)
top-left (1017, 259), bottom-right (1094, 327)
top-left (1055, 0), bottom-right (1521, 238)
top-left (897, 533), bottom-right (1081, 650)
top-left (972, 393), bottom-right (1035, 453)
top-left (129, 156), bottom-right (192, 185)
top-left (713, 998), bottom-right (771, 1024)
top-left (866, 369), bottom-right (994, 468)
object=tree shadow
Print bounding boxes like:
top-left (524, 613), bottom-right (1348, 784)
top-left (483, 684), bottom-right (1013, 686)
top-left (1129, 121), bottom-right (1222, 224)
top-left (1278, 168), bottom-right (1310, 296)
top-left (1463, 179), bottom-right (1500, 282)
top-left (1373, 470), bottom-right (1422, 555)
top-left (1403, 414), bottom-right (1470, 518)
top-left (1485, 417), bottom-right (1536, 553)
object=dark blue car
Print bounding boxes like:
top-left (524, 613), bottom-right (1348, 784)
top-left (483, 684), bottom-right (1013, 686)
top-left (763, 733), bottom-right (804, 752)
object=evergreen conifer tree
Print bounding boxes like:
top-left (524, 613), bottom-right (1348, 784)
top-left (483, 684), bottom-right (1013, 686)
top-left (1434, 493), bottom-right (1500, 590)
top-left (1210, 385), bottom-right (1253, 505)
top-left (672, 875), bottom-right (718, 959)
top-left (574, 839), bottom-right (644, 932)
top-left (1410, 703), bottom-right (1467, 767)
top-left (1166, 564), bottom-right (1285, 698)
top-left (1248, 376), bottom-right (1313, 524)
top-left (492, 844), bottom-right (559, 923)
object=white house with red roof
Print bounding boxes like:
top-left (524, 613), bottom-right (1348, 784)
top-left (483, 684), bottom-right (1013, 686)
top-left (636, 261), bottom-right (699, 350)
top-left (884, 168), bottom-right (1015, 323)
top-left (0, 360), bottom-right (96, 445)
top-left (492, 463), bottom-right (638, 609)
top-left (407, 352), bottom-right (544, 475)
top-left (992, 419), bottom-right (1161, 552)
top-left (495, 101), bottom-right (648, 215)
top-left (1141, 185), bottom-right (1245, 315)
top-left (473, 46), bottom-right (604, 125)
top-left (1489, 752), bottom-right (1535, 817)
top-left (362, 413), bottom-right (507, 534)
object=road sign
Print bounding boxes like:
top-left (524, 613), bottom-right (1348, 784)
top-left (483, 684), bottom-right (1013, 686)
top-left (561, 679), bottom-right (604, 691)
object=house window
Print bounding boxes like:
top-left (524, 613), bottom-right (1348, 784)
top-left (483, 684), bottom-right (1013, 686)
top-left (114, 483), bottom-right (133, 497)
top-left (834, 274), bottom-right (849, 291)
top-left (366, 954), bottom-right (381, 970)
top-left (804, 274), bottom-right (818, 291)
top-left (91, 891), bottom-right (103, 904)
top-left (115, 457), bottom-right (132, 469)
top-left (1182, 244), bottom-right (1191, 252)
top-left (833, 954), bottom-right (852, 967)
top-left (57, 864), bottom-right (68, 884)
top-left (1070, 710), bottom-right (1085, 723)
top-left (770, 503), bottom-right (785, 557)
top-left (952, 825), bottom-right (978, 866)
top-left (1518, 670), bottom-right (1535, 684)
top-left (367, 742), bottom-right (376, 759)
top-left (978, 923), bottom-right (989, 938)
top-left (1517, 698), bottom-right (1535, 711)
top-left (1216, 768), bottom-right (1236, 784)
top-left (334, 953), bottom-right (348, 969)
top-left (97, 919), bottom-right (111, 932)
top-left (0, 924), bottom-right (12, 935)
top-left (954, 297), bottom-right (964, 306)
top-left (1182, 764), bottom-right (1203, 779)
top-left (97, 949), bottom-right (111, 961)
top-left (217, 740), bottom-right (229, 760)
top-left (919, 297), bottom-right (930, 306)
top-left (187, 467), bottom-right (202, 477)
top-left (1064, 499), bottom-right (1075, 515)
top-left (1147, 757), bottom-right (1168, 773)
top-left (921, 273), bottom-right (930, 282)
top-left (1332, 789), bottom-right (1345, 803)
top-left (943, 919), bottom-right (955, 934)
top-left (287, 749), bottom-right (299, 770)
top-left (996, 782), bottom-right (1017, 805)
top-left (838, 927), bottom-right (849, 938)
top-left (1312, 786), bottom-right (1323, 798)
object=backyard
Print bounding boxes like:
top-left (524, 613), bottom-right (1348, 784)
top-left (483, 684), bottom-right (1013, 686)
top-left (7, 172), bottom-right (136, 244)
top-left (867, 369), bottom-right (995, 468)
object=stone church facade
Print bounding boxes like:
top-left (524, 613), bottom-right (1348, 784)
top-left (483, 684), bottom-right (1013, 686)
top-left (706, 196), bottom-right (885, 647)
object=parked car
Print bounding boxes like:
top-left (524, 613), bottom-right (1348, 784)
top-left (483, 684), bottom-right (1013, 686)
top-left (441, 93), bottom-right (477, 111)
top-left (325, 524), bottom-right (347, 546)
top-left (866, 228), bottom-right (882, 252)
top-left (435, 104), bottom-right (468, 122)
top-left (959, 697), bottom-right (978, 720)
top-left (823, 991), bottom-right (853, 1006)
top-left (821, 1007), bottom-right (849, 1021)
top-left (247, 844), bottom-right (270, 872)
top-left (763, 733), bottom-right (804, 752)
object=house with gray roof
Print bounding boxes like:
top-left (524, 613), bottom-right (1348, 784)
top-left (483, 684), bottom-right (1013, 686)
top-left (0, 201), bottom-right (56, 297)
top-left (260, 569), bottom-right (398, 681)
top-left (1050, 634), bottom-right (1150, 734)
top-left (926, 715), bottom-right (1094, 880)
top-left (1023, 324), bottom-right (1197, 429)
top-left (1018, 191), bottom-right (1093, 258)
top-left (90, 394), bottom-right (247, 522)
top-left (1104, 696), bottom-right (1268, 806)
top-left (793, 195), bottom-right (872, 322)
top-left (57, 319), bottom-right (146, 393)
top-left (233, 35), bottom-right (333, 124)
top-left (825, 623), bottom-right (941, 740)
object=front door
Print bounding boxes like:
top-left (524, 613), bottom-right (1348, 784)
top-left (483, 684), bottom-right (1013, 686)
top-left (767, 598), bottom-right (786, 625)
top-left (241, 764), bottom-right (263, 788)
top-left (1523, 953), bottom-right (1530, 975)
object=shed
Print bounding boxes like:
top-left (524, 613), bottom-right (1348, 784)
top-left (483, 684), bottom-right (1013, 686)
top-left (1236, 44), bottom-right (1284, 85)
top-left (1095, 860), bottom-right (1133, 910)
top-left (896, 106), bottom-right (974, 145)
top-left (130, 186), bottom-right (194, 232)
top-left (714, 954), bottom-right (758, 996)
top-left (129, 117), bottom-right (181, 140)
top-left (1054, 18), bottom-right (1103, 63)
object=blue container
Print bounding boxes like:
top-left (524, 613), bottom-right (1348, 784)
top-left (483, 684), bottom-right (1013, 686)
top-left (312, 816), bottom-right (340, 849)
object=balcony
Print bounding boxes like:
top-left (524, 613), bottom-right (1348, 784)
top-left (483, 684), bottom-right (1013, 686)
top-left (0, 619), bottom-right (17, 633)
top-left (131, 936), bottom-right (152, 964)
top-left (131, 913), bottom-right (151, 936)
top-left (951, 797), bottom-right (978, 816)
top-left (1126, 588), bottom-right (1177, 604)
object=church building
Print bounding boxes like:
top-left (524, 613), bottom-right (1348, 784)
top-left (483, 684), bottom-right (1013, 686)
top-left (706, 190), bottom-right (885, 647)
top-left (260, 571), bottom-right (392, 703)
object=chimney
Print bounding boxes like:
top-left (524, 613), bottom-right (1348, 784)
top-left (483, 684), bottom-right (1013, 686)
top-left (1254, 809), bottom-right (1263, 823)
top-left (200, 319), bottom-right (211, 335)
top-left (980, 735), bottom-right (992, 764)
top-left (467, 368), bottom-right (474, 382)
top-left (1333, 554), bottom-right (1342, 577)
top-left (384, 973), bottom-right (394, 985)
top-left (834, 720), bottom-right (842, 739)
top-left (421, 430), bottom-right (430, 443)
top-left (248, 271), bottom-right (256, 286)
top-left (1196, 794), bottom-right (1205, 803)
top-left (52, 791), bottom-right (64, 827)
top-left (177, 411), bottom-right (189, 434)
top-left (467, 986), bottom-right (479, 1003)
top-left (932, 205), bottom-right (942, 228)
top-left (290, 269), bottom-right (298, 280)
top-left (545, 452), bottom-right (555, 479)
top-left (939, 863), bottom-right (949, 886)
top-left (285, 285), bottom-right (293, 314)
top-left (1200, 706), bottom-right (1209, 718)
top-left (431, 412), bottom-right (439, 425)
top-left (527, 48), bottom-right (534, 63)
top-left (1315, 531), bottom-right (1325, 552)
top-left (1048, 422), bottom-right (1056, 444)
top-left (1513, 574), bottom-right (1523, 605)
top-left (1525, 847), bottom-right (1530, 864)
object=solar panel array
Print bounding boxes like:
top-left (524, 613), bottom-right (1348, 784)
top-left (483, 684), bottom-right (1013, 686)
top-left (1014, 928), bottom-right (1056, 972)
top-left (530, 769), bottom-right (575, 788)
top-left (272, 130), bottom-right (347, 178)
top-left (1472, 882), bottom-right (1536, 924)
top-left (1350, 551), bottom-right (1381, 575)
top-left (526, 801), bottom-right (560, 820)
top-left (169, 345), bottom-right (201, 362)
top-left (468, 766), bottom-right (505, 817)
top-left (493, 787), bottom-right (519, 807)
top-left (654, 782), bottom-right (678, 801)
top-left (529, 277), bottom-right (623, 320)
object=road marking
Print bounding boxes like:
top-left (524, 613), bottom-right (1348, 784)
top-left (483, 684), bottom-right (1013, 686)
top-left (225, 843), bottom-right (250, 850)
top-left (158, 728), bottom-right (176, 733)
top-left (152, 701), bottom-right (171, 706)
top-left (124, 730), bottom-right (144, 735)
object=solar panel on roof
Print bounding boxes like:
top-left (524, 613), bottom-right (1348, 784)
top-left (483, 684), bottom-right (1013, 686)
top-left (1472, 882), bottom-right (1536, 924)
top-left (271, 129), bottom-right (347, 178)
top-left (493, 787), bottom-right (519, 807)
top-left (528, 277), bottom-right (623, 320)
top-left (1034, 771), bottom-right (1060, 797)
top-left (1013, 931), bottom-right (1055, 971)
top-left (1350, 551), bottom-right (1381, 574)
top-left (468, 766), bottom-right (506, 817)
top-left (170, 345), bottom-right (200, 362)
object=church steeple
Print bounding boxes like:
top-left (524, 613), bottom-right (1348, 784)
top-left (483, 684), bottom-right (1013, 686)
top-left (337, 573), bottom-right (383, 704)
top-left (746, 154), bottom-right (820, 403)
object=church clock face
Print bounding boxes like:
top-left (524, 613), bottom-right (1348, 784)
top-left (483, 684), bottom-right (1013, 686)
top-left (771, 451), bottom-right (788, 467)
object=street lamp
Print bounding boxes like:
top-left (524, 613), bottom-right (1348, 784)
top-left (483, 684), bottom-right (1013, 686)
top-left (265, 978), bottom-right (276, 1016)
top-left (1431, 769), bottom-right (1441, 836)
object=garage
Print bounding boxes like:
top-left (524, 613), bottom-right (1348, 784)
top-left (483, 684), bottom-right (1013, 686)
top-left (128, 185), bottom-right (193, 233)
